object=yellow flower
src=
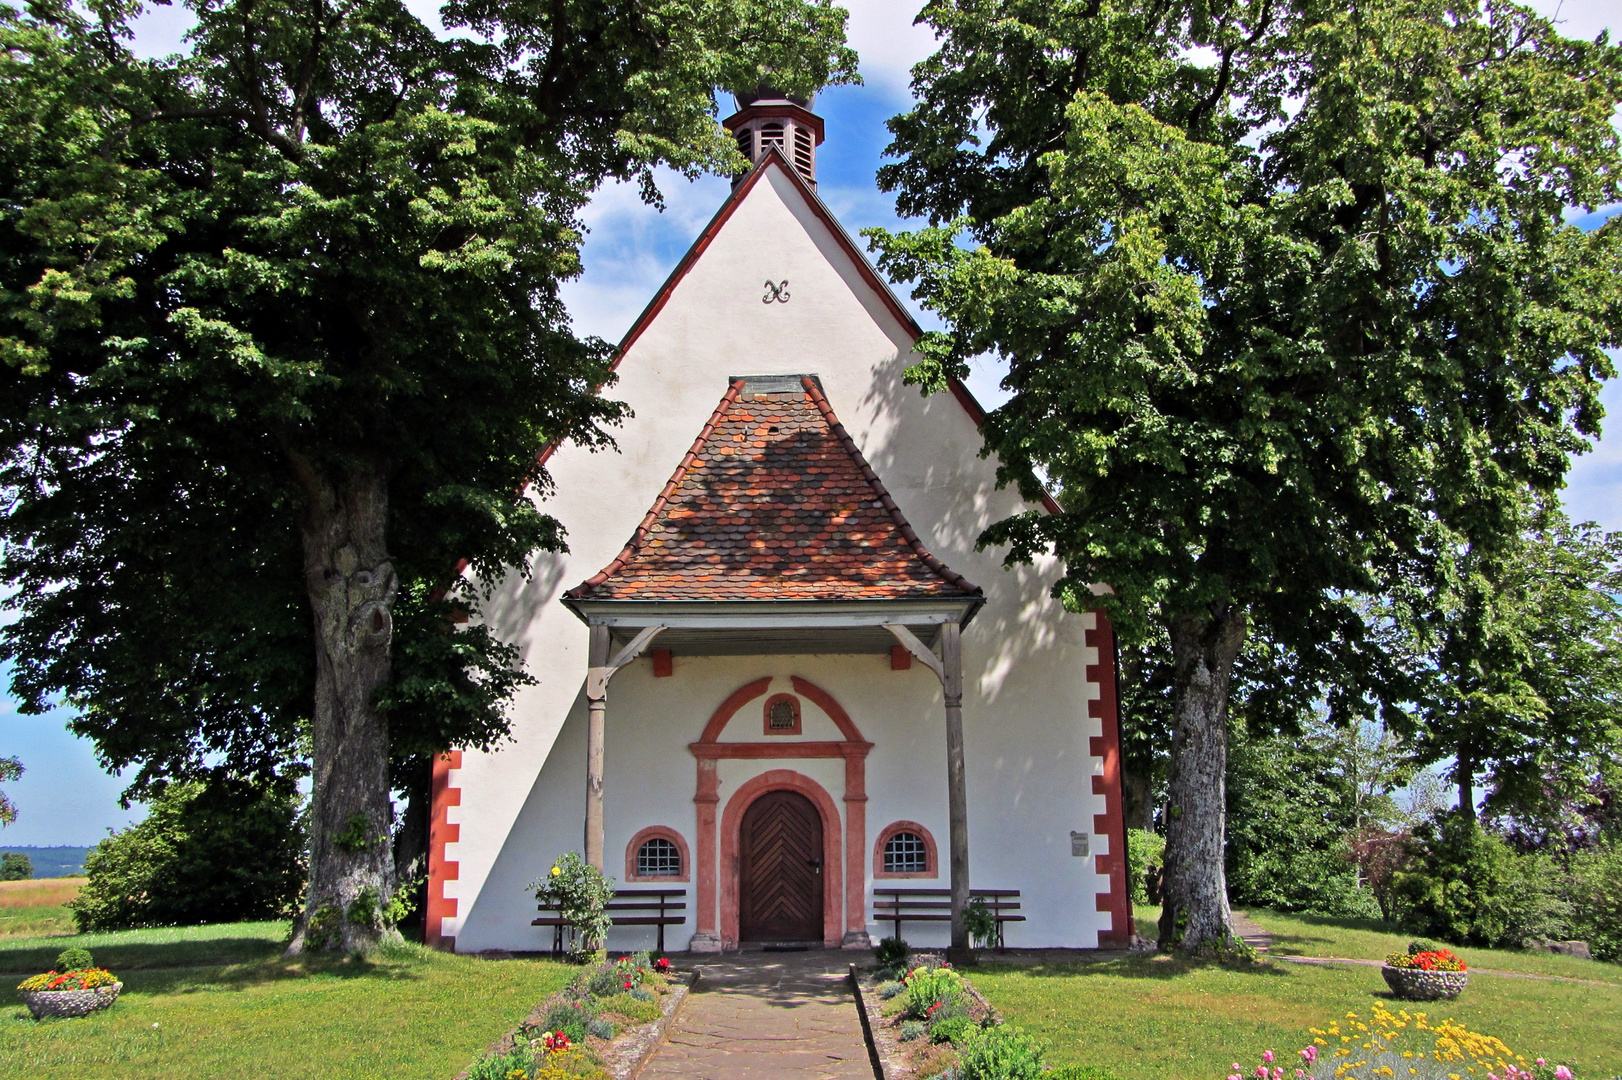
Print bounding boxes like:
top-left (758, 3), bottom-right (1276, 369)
top-left (551, 865), bottom-right (561, 877)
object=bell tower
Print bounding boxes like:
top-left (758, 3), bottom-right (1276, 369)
top-left (725, 87), bottom-right (824, 187)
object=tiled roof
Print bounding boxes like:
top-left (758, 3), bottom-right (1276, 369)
top-left (566, 377), bottom-right (982, 602)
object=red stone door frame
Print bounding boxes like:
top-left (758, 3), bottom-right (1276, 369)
top-left (689, 676), bottom-right (870, 951)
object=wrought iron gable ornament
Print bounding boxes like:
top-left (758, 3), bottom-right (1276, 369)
top-left (762, 280), bottom-right (790, 304)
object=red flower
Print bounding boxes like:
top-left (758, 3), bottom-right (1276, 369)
top-left (624, 980), bottom-right (633, 989)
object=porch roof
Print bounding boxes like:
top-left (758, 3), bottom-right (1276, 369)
top-left (563, 375), bottom-right (983, 608)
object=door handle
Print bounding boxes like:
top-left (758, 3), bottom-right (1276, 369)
top-left (808, 857), bottom-right (822, 870)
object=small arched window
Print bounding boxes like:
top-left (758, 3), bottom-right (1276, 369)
top-left (759, 121), bottom-right (786, 154)
top-left (874, 821), bottom-right (938, 879)
top-left (625, 827), bottom-right (689, 882)
top-left (762, 693), bottom-right (801, 735)
top-left (638, 837), bottom-right (681, 877)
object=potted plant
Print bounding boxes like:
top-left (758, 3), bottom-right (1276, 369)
top-left (17, 947), bottom-right (123, 1020)
top-left (1381, 940), bottom-right (1468, 1001)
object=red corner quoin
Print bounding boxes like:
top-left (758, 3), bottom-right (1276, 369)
top-left (1087, 613), bottom-right (1133, 948)
top-left (426, 749), bottom-right (462, 951)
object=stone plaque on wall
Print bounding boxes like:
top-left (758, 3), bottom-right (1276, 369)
top-left (1070, 831), bottom-right (1090, 857)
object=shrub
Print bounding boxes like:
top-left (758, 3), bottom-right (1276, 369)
top-left (900, 1020), bottom-right (927, 1042)
top-left (957, 1025), bottom-right (1048, 1080)
top-left (1126, 829), bottom-right (1165, 904)
top-left (965, 898), bottom-right (998, 950)
top-left (589, 968), bottom-right (634, 997)
top-left (542, 1000), bottom-right (595, 1042)
top-left (531, 852), bottom-right (615, 958)
top-left (876, 936), bottom-right (911, 972)
top-left (877, 980), bottom-right (904, 1000)
top-left (931, 1016), bottom-right (974, 1046)
top-left (586, 1019), bottom-right (615, 1040)
top-left (903, 967), bottom-right (967, 1021)
top-left (628, 986), bottom-right (655, 1003)
top-left (56, 947), bottom-right (94, 972)
top-left (69, 777), bottom-right (305, 931)
top-left (1392, 812), bottom-right (1567, 948)
top-left (0, 851), bottom-right (32, 881)
top-left (467, 1047), bottom-right (535, 1080)
top-left (1566, 842), bottom-right (1622, 961)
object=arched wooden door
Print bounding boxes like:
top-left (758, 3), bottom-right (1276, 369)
top-left (738, 789), bottom-right (824, 941)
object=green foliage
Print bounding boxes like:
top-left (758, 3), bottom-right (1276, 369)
top-left (903, 967), bottom-right (968, 1021)
top-left (965, 897), bottom-right (998, 949)
top-left (1045, 1069), bottom-right (1123, 1080)
top-left (1126, 830), bottom-right (1164, 905)
top-left (531, 852), bottom-right (615, 959)
top-left (593, 992), bottom-right (659, 1023)
top-left (878, 980), bottom-right (904, 999)
top-left (1567, 843), bottom-right (1622, 962)
top-left (0, 756), bottom-right (21, 826)
top-left (54, 946), bottom-right (93, 972)
top-left (900, 1019), bottom-right (928, 1042)
top-left (866, 0), bottom-right (1622, 941)
top-left (68, 777), bottom-right (306, 931)
top-left (467, 1046), bottom-right (538, 1080)
top-left (1225, 719), bottom-right (1389, 920)
top-left (0, 0), bottom-right (859, 938)
top-left (931, 1015), bottom-right (975, 1046)
top-left (957, 1025), bottom-right (1049, 1080)
top-left (1391, 813), bottom-right (1568, 948)
top-left (0, 850), bottom-right (32, 880)
top-left (876, 935), bottom-right (912, 972)
top-left (586, 1018), bottom-right (615, 1040)
top-left (1372, 499), bottom-right (1622, 819)
top-left (542, 1000), bottom-right (595, 1042)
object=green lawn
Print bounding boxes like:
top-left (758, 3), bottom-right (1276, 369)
top-left (0, 921), bottom-right (574, 1080)
top-left (970, 907), bottom-right (1622, 1080)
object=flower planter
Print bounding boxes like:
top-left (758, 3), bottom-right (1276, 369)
top-left (19, 982), bottom-right (122, 1020)
top-left (1381, 965), bottom-right (1467, 1001)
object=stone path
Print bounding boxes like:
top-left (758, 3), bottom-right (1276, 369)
top-left (642, 952), bottom-right (873, 1080)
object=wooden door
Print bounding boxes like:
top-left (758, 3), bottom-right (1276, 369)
top-left (738, 790), bottom-right (824, 941)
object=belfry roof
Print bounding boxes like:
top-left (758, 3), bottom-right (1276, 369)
top-left (565, 376), bottom-right (982, 603)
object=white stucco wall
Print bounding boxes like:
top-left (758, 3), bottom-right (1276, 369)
top-left (441, 159), bottom-right (1115, 951)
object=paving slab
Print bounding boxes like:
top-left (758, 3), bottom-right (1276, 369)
top-left (642, 952), bottom-right (873, 1080)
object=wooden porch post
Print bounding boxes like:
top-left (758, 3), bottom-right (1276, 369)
top-left (585, 622), bottom-right (610, 871)
top-left (941, 620), bottom-right (970, 961)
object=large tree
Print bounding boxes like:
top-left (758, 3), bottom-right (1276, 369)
top-left (0, 0), bottom-right (856, 952)
top-left (1381, 496), bottom-right (1622, 825)
top-left (869, 0), bottom-right (1622, 951)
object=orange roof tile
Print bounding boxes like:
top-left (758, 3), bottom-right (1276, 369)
top-left (566, 377), bottom-right (982, 602)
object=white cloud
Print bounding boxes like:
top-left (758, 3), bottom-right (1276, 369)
top-left (842, 0), bottom-right (939, 93)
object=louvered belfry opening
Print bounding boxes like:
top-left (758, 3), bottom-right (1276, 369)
top-left (724, 88), bottom-right (823, 186)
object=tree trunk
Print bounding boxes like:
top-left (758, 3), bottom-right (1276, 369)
top-left (286, 458), bottom-right (399, 954)
top-left (1456, 752), bottom-right (1476, 823)
top-left (1122, 766), bottom-right (1155, 832)
top-left (1158, 604), bottom-right (1247, 954)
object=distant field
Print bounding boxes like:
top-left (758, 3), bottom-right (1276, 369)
top-left (0, 848), bottom-right (90, 879)
top-left (0, 878), bottom-right (83, 939)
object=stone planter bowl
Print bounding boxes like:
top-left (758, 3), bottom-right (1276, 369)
top-left (19, 982), bottom-right (122, 1020)
top-left (1381, 965), bottom-right (1467, 1001)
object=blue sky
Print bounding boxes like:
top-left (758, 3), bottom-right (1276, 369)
top-left (1, 1), bottom-right (1617, 845)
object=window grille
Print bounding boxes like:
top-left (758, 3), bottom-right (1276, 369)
top-left (760, 122), bottom-right (786, 155)
top-left (736, 128), bottom-right (753, 161)
top-left (637, 837), bottom-right (681, 877)
top-left (768, 699), bottom-right (797, 730)
top-left (883, 832), bottom-right (928, 874)
top-left (793, 127), bottom-right (814, 180)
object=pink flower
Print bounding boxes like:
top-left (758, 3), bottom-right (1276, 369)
top-left (1264, 1052), bottom-right (1275, 1064)
top-left (1256, 1067), bottom-right (1269, 1078)
top-left (1295, 1072), bottom-right (1305, 1079)
top-left (1555, 1068), bottom-right (1572, 1080)
top-left (1300, 1047), bottom-right (1318, 1064)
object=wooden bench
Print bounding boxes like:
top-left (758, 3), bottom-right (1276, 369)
top-left (533, 888), bottom-right (687, 954)
top-left (872, 888), bottom-right (1025, 950)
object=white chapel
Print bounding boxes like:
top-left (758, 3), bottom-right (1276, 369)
top-left (425, 91), bottom-right (1132, 954)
